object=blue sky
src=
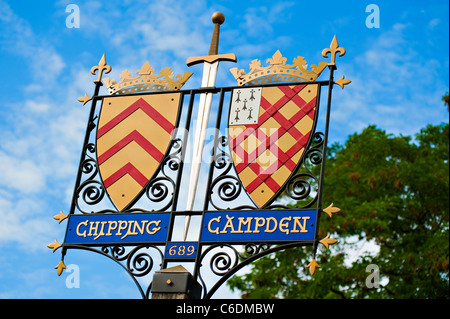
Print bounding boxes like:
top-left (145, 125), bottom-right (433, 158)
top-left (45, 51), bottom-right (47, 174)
top-left (0, 0), bottom-right (448, 298)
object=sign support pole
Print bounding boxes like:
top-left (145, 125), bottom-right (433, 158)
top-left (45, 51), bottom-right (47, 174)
top-left (151, 265), bottom-right (202, 299)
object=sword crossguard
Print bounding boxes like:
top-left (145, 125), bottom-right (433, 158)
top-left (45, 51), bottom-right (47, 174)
top-left (186, 12), bottom-right (237, 67)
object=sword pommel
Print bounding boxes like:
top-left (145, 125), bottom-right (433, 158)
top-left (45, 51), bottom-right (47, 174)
top-left (211, 11), bottom-right (225, 24)
top-left (186, 11), bottom-right (236, 67)
top-left (209, 12), bottom-right (225, 55)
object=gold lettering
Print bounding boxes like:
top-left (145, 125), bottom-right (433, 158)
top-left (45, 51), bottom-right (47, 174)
top-left (279, 217), bottom-right (291, 235)
top-left (94, 221), bottom-right (107, 240)
top-left (88, 221), bottom-right (99, 237)
top-left (105, 221), bottom-right (117, 236)
top-left (253, 217), bottom-right (266, 233)
top-left (220, 215), bottom-right (236, 233)
top-left (292, 216), bottom-right (310, 233)
top-left (237, 217), bottom-right (253, 233)
top-left (207, 216), bottom-right (221, 235)
top-left (116, 220), bottom-right (128, 236)
top-left (121, 221), bottom-right (138, 240)
top-left (265, 217), bottom-right (277, 233)
top-left (133, 220), bottom-right (149, 235)
top-left (146, 220), bottom-right (161, 235)
top-left (76, 220), bottom-right (88, 237)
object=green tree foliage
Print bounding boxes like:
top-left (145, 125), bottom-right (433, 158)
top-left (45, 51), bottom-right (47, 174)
top-left (228, 116), bottom-right (449, 298)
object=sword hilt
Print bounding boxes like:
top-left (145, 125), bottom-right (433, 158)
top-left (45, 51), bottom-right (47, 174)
top-left (208, 12), bottom-right (225, 55)
top-left (186, 12), bottom-right (237, 67)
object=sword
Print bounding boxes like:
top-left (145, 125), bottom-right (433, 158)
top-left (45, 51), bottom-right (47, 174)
top-left (183, 12), bottom-right (236, 240)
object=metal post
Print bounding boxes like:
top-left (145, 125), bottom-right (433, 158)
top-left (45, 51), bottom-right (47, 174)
top-left (151, 265), bottom-right (202, 299)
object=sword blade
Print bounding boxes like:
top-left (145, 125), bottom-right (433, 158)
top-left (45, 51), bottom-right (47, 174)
top-left (183, 61), bottom-right (219, 240)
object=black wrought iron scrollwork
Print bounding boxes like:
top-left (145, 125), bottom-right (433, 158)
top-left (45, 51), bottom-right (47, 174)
top-left (284, 173), bottom-right (318, 208)
top-left (102, 245), bottom-right (127, 260)
top-left (303, 132), bottom-right (324, 171)
top-left (207, 136), bottom-right (255, 210)
top-left (146, 177), bottom-right (173, 203)
top-left (196, 244), bottom-right (239, 297)
top-left (137, 137), bottom-right (183, 212)
top-left (264, 131), bottom-right (324, 209)
top-left (126, 245), bottom-right (161, 277)
top-left (211, 175), bottom-right (242, 204)
top-left (162, 138), bottom-right (183, 173)
top-left (74, 143), bottom-right (115, 214)
top-left (80, 143), bottom-right (97, 180)
top-left (210, 250), bottom-right (237, 276)
top-left (101, 245), bottom-right (164, 275)
top-left (239, 243), bottom-right (271, 260)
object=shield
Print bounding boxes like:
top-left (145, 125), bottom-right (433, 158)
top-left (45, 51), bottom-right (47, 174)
top-left (228, 84), bottom-right (319, 208)
top-left (96, 93), bottom-right (181, 211)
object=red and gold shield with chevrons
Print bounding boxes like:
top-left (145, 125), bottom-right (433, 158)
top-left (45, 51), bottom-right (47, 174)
top-left (96, 93), bottom-right (180, 211)
top-left (228, 84), bottom-right (319, 208)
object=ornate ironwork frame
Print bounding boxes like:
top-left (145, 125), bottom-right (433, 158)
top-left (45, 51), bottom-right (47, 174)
top-left (56, 57), bottom-right (341, 298)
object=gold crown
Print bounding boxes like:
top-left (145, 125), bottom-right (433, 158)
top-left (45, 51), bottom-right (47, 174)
top-left (230, 50), bottom-right (328, 86)
top-left (103, 61), bottom-right (193, 94)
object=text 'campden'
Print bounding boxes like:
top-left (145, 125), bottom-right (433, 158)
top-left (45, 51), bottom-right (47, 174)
top-left (200, 210), bottom-right (316, 242)
top-left (208, 215), bottom-right (310, 235)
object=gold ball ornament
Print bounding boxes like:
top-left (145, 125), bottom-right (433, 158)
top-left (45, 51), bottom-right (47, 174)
top-left (211, 12), bottom-right (225, 25)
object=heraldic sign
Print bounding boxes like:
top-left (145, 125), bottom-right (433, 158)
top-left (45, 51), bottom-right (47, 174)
top-left (49, 12), bottom-right (350, 299)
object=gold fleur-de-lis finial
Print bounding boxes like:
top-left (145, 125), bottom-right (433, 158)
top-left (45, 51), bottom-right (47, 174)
top-left (306, 259), bottom-right (320, 276)
top-left (90, 53), bottom-right (112, 83)
top-left (55, 259), bottom-right (67, 276)
top-left (322, 35), bottom-right (346, 66)
top-left (53, 210), bottom-right (68, 223)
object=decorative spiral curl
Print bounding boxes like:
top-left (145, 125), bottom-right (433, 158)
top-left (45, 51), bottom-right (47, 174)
top-left (77, 180), bottom-right (105, 207)
top-left (146, 178), bottom-right (172, 203)
top-left (286, 173), bottom-right (317, 201)
top-left (306, 147), bottom-right (323, 166)
top-left (210, 251), bottom-right (235, 276)
top-left (241, 243), bottom-right (270, 259)
top-left (128, 251), bottom-right (153, 277)
top-left (101, 245), bottom-right (127, 260)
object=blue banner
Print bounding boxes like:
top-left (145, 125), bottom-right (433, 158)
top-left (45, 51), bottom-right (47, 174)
top-left (200, 210), bottom-right (317, 243)
top-left (165, 242), bottom-right (198, 259)
top-left (64, 212), bottom-right (170, 245)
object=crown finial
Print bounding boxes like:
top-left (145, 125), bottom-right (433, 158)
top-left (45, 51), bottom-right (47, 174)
top-left (103, 61), bottom-right (193, 95)
top-left (230, 50), bottom-right (328, 86)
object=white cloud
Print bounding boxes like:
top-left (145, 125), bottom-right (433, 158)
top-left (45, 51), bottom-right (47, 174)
top-left (428, 18), bottom-right (440, 29)
top-left (0, 152), bottom-right (46, 194)
top-left (25, 100), bottom-right (51, 112)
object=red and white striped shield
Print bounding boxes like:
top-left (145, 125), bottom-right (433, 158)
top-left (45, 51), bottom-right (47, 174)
top-left (96, 93), bottom-right (180, 211)
top-left (228, 84), bottom-right (319, 208)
